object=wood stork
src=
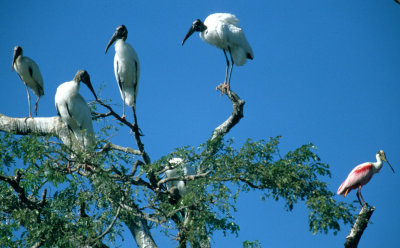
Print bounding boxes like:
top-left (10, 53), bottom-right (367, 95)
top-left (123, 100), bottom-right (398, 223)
top-left (105, 25), bottom-right (140, 124)
top-left (337, 150), bottom-right (395, 206)
top-left (12, 46), bottom-right (44, 118)
top-left (182, 13), bottom-right (254, 91)
top-left (55, 70), bottom-right (98, 148)
top-left (165, 158), bottom-right (195, 196)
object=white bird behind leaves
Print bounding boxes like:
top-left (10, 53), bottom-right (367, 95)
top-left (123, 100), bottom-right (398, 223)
top-left (165, 158), bottom-right (195, 196)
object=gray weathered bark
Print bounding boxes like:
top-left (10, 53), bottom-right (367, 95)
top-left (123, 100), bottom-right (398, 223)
top-left (123, 214), bottom-right (158, 248)
top-left (211, 89), bottom-right (245, 140)
top-left (344, 205), bottom-right (375, 248)
top-left (0, 114), bottom-right (72, 145)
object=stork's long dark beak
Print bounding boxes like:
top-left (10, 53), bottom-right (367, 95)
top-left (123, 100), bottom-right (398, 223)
top-left (12, 50), bottom-right (17, 72)
top-left (182, 26), bottom-right (195, 46)
top-left (105, 32), bottom-right (118, 54)
top-left (82, 78), bottom-right (98, 101)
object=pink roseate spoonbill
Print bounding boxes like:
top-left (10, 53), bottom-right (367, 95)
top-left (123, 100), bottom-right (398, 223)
top-left (105, 25), bottom-right (140, 126)
top-left (182, 13), bottom-right (254, 91)
top-left (55, 70), bottom-right (98, 148)
top-left (12, 46), bottom-right (44, 118)
top-left (337, 150), bottom-right (395, 206)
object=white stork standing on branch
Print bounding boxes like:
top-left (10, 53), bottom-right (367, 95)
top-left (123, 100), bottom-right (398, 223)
top-left (182, 13), bottom-right (254, 92)
top-left (105, 25), bottom-right (141, 131)
top-left (55, 70), bottom-right (98, 148)
top-left (12, 46), bottom-right (44, 118)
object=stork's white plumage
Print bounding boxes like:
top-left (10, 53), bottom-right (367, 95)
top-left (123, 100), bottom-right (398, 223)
top-left (55, 70), bottom-right (98, 148)
top-left (182, 13), bottom-right (253, 91)
top-left (105, 25), bottom-right (140, 121)
top-left (165, 158), bottom-right (195, 195)
top-left (12, 46), bottom-right (44, 118)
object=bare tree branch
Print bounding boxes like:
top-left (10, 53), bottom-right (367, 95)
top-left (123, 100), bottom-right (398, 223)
top-left (96, 100), bottom-right (151, 165)
top-left (98, 142), bottom-right (141, 155)
top-left (0, 113), bottom-right (73, 145)
top-left (211, 89), bottom-right (245, 140)
top-left (344, 205), bottom-right (375, 248)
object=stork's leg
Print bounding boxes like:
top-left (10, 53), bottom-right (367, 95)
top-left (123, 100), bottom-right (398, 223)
top-left (223, 49), bottom-right (230, 85)
top-left (216, 49), bottom-right (231, 94)
top-left (227, 46), bottom-right (234, 91)
top-left (25, 84), bottom-right (32, 119)
top-left (121, 91), bottom-right (126, 120)
top-left (356, 185), bottom-right (366, 206)
top-left (34, 96), bottom-right (40, 116)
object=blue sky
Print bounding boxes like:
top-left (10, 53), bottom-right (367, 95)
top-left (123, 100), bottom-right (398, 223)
top-left (1, 0), bottom-right (399, 247)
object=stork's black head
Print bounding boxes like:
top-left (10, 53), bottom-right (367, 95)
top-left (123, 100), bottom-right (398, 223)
top-left (74, 70), bottom-right (98, 100)
top-left (182, 19), bottom-right (207, 46)
top-left (192, 19), bottom-right (207, 32)
top-left (105, 25), bottom-right (128, 54)
top-left (115, 25), bottom-right (128, 40)
top-left (12, 46), bottom-right (23, 71)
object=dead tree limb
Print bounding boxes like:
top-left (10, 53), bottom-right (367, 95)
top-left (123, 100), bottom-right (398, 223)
top-left (211, 89), bottom-right (245, 140)
top-left (344, 205), bottom-right (375, 248)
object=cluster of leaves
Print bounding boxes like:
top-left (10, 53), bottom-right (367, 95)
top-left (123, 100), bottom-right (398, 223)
top-left (139, 136), bottom-right (355, 244)
top-left (0, 132), bottom-right (125, 247)
top-left (0, 130), bottom-right (355, 247)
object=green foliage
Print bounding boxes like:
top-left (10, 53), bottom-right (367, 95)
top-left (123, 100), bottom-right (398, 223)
top-left (0, 130), bottom-right (355, 247)
top-left (243, 240), bottom-right (261, 248)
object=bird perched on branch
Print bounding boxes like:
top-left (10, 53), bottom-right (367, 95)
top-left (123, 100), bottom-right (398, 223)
top-left (165, 158), bottom-right (195, 196)
top-left (182, 13), bottom-right (253, 92)
top-left (55, 70), bottom-right (98, 148)
top-left (12, 46), bottom-right (44, 118)
top-left (105, 25), bottom-right (140, 127)
top-left (337, 150), bottom-right (395, 206)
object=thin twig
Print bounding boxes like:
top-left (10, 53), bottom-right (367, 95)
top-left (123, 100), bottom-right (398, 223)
top-left (96, 100), bottom-right (151, 165)
top-left (91, 206), bottom-right (122, 244)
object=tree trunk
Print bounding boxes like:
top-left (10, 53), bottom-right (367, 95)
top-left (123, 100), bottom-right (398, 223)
top-left (123, 214), bottom-right (158, 248)
top-left (344, 205), bottom-right (375, 248)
